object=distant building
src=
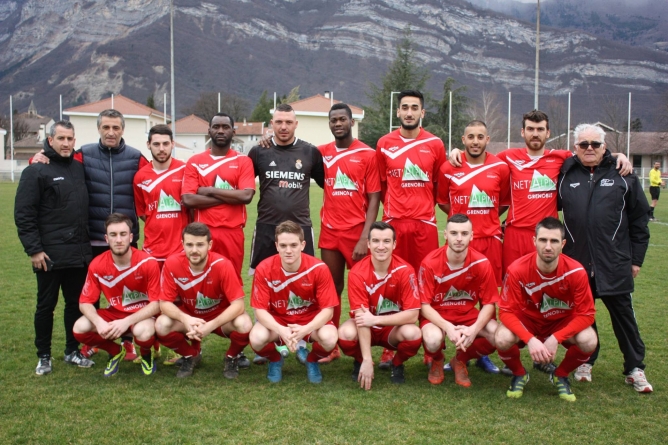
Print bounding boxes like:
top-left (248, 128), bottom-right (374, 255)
top-left (173, 114), bottom-right (209, 159)
top-left (10, 101), bottom-right (55, 161)
top-left (233, 120), bottom-right (268, 153)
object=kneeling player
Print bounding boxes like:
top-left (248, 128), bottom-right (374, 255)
top-left (419, 214), bottom-right (500, 387)
top-left (495, 217), bottom-right (597, 402)
top-left (73, 214), bottom-right (161, 377)
top-left (156, 223), bottom-right (252, 379)
top-left (249, 221), bottom-right (339, 383)
top-left (339, 221), bottom-right (422, 390)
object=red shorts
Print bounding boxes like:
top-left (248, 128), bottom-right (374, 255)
top-left (97, 308), bottom-right (154, 335)
top-left (273, 320), bottom-right (335, 344)
top-left (318, 223), bottom-right (366, 269)
top-left (513, 313), bottom-right (574, 344)
top-left (503, 225), bottom-right (535, 276)
top-left (210, 226), bottom-right (244, 277)
top-left (179, 306), bottom-right (227, 323)
top-left (419, 310), bottom-right (479, 329)
top-left (471, 235), bottom-right (503, 286)
top-left (368, 325), bottom-right (398, 350)
top-left (388, 219), bottom-right (439, 272)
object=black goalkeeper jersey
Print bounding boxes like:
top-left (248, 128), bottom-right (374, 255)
top-left (248, 138), bottom-right (324, 226)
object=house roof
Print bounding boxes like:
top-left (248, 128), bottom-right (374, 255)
top-left (618, 132), bottom-right (668, 155)
top-left (14, 115), bottom-right (53, 133)
top-left (64, 94), bottom-right (169, 120)
top-left (174, 114), bottom-right (209, 134)
top-left (13, 135), bottom-right (42, 149)
top-left (283, 94), bottom-right (364, 118)
top-left (235, 121), bottom-right (265, 136)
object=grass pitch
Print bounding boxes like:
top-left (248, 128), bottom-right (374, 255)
top-left (0, 182), bottom-right (667, 444)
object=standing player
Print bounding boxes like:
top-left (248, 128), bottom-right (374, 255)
top-left (419, 214), bottom-right (500, 387)
top-left (338, 222), bottom-right (422, 390)
top-left (375, 90), bottom-right (445, 368)
top-left (318, 103), bottom-right (381, 363)
top-left (495, 217), bottom-right (597, 401)
top-left (249, 221), bottom-right (339, 384)
top-left (649, 161), bottom-right (664, 221)
top-left (73, 214), bottom-right (161, 377)
top-left (155, 223), bottom-right (252, 379)
top-left (182, 113), bottom-right (256, 278)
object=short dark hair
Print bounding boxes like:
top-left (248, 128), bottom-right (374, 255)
top-left (522, 110), bottom-right (549, 130)
top-left (210, 112), bottom-right (235, 129)
top-left (50, 120), bottom-right (75, 137)
top-left (275, 103), bottom-right (294, 114)
top-left (446, 213), bottom-right (471, 226)
top-left (464, 120), bottom-right (487, 130)
top-left (398, 90), bottom-right (424, 108)
top-left (105, 213), bottom-right (133, 231)
top-left (535, 217), bottom-right (565, 239)
top-left (275, 220), bottom-right (304, 242)
top-left (97, 109), bottom-right (125, 129)
top-left (329, 103), bottom-right (353, 119)
top-left (148, 124), bottom-right (173, 142)
top-left (182, 222), bottom-right (211, 242)
top-left (368, 221), bottom-right (396, 241)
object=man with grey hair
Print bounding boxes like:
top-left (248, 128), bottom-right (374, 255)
top-left (558, 123), bottom-right (652, 393)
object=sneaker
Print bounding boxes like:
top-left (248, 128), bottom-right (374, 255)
top-left (36, 355), bottom-right (52, 376)
top-left (379, 348), bottom-right (395, 370)
top-left (141, 351), bottom-right (156, 376)
top-left (351, 361), bottom-right (362, 381)
top-left (533, 361), bottom-right (556, 374)
top-left (296, 346), bottom-right (309, 365)
top-left (104, 348), bottom-right (127, 377)
top-left (423, 354), bottom-right (433, 367)
top-left (428, 358), bottom-right (445, 385)
top-left (223, 355), bottom-right (239, 379)
top-left (236, 352), bottom-right (251, 369)
top-left (318, 347), bottom-right (340, 364)
top-left (506, 371), bottom-right (529, 398)
top-left (574, 364), bottom-right (593, 383)
top-left (253, 354), bottom-right (268, 365)
top-left (475, 356), bottom-right (500, 374)
top-left (176, 353), bottom-right (202, 378)
top-left (64, 350), bottom-right (95, 368)
top-left (551, 373), bottom-right (577, 402)
top-left (122, 340), bottom-right (138, 361)
top-left (625, 368), bottom-right (653, 393)
top-left (450, 357), bottom-right (472, 388)
top-left (267, 357), bottom-right (284, 383)
top-left (306, 361), bottom-right (323, 384)
top-left (500, 365), bottom-right (514, 376)
top-left (390, 363), bottom-right (405, 384)
top-left (80, 345), bottom-right (98, 358)
top-left (444, 361), bottom-right (452, 372)
top-left (163, 350), bottom-right (183, 366)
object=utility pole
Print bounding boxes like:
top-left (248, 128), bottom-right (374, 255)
top-left (534, 0), bottom-right (540, 110)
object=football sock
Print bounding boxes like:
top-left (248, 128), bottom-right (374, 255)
top-left (457, 337), bottom-right (496, 363)
top-left (393, 339), bottom-right (421, 366)
top-left (74, 331), bottom-right (121, 356)
top-left (226, 331), bottom-right (250, 358)
top-left (498, 344), bottom-right (526, 376)
top-left (157, 331), bottom-right (199, 357)
top-left (555, 345), bottom-right (591, 378)
top-left (332, 301), bottom-right (342, 328)
top-left (307, 342), bottom-right (329, 363)
top-left (252, 343), bottom-right (281, 363)
top-left (338, 339), bottom-right (363, 362)
top-left (134, 337), bottom-right (155, 357)
top-left (423, 346), bottom-right (444, 362)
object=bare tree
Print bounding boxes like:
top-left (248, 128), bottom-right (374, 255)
top-left (601, 95), bottom-right (628, 153)
top-left (182, 91), bottom-right (251, 124)
top-left (281, 86), bottom-right (301, 105)
top-left (545, 98), bottom-right (568, 150)
top-left (465, 90), bottom-right (506, 142)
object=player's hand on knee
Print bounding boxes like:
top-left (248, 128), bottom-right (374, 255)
top-left (527, 337), bottom-right (551, 364)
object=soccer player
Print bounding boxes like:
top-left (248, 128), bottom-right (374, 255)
top-left (649, 161), bottom-right (664, 221)
top-left (317, 103), bottom-right (381, 363)
top-left (495, 217), bottom-right (597, 402)
top-left (419, 214), bottom-right (500, 387)
top-left (182, 113), bottom-right (256, 278)
top-left (155, 223), bottom-right (252, 379)
top-left (338, 221), bottom-right (422, 390)
top-left (375, 90), bottom-right (445, 368)
top-left (249, 221), bottom-right (339, 384)
top-left (73, 213), bottom-right (161, 377)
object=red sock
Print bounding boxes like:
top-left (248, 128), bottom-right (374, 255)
top-left (555, 345), bottom-right (591, 378)
top-left (332, 302), bottom-right (342, 329)
top-left (338, 339), bottom-right (362, 362)
top-left (157, 331), bottom-right (199, 357)
top-left (74, 331), bottom-right (122, 356)
top-left (498, 344), bottom-right (526, 376)
top-left (307, 342), bottom-right (331, 363)
top-left (154, 341), bottom-right (161, 350)
top-left (226, 331), bottom-right (250, 358)
top-left (251, 343), bottom-right (281, 363)
top-left (423, 345), bottom-right (445, 362)
top-left (134, 337), bottom-right (156, 357)
top-left (393, 339), bottom-right (421, 366)
top-left (457, 337), bottom-right (496, 363)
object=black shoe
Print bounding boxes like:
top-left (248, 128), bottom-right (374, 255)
top-left (236, 352), bottom-right (251, 369)
top-left (351, 361), bottom-right (362, 381)
top-left (533, 361), bottom-right (556, 374)
top-left (223, 355), bottom-right (240, 379)
top-left (390, 363), bottom-right (405, 384)
top-left (176, 353), bottom-right (202, 378)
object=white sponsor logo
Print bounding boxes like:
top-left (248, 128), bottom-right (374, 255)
top-left (142, 179), bottom-right (152, 186)
top-left (198, 164), bottom-right (209, 169)
top-left (324, 156), bottom-right (332, 161)
top-left (601, 179), bottom-right (614, 187)
top-left (570, 183), bottom-right (580, 188)
top-left (53, 177), bottom-right (64, 181)
top-left (269, 161), bottom-right (277, 167)
top-left (177, 277), bottom-right (189, 283)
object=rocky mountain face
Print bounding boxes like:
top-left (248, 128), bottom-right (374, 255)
top-left (0, 0), bottom-right (667, 129)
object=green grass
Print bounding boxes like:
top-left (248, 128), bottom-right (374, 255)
top-left (1, 181), bottom-right (667, 444)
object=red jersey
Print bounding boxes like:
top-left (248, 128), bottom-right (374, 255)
top-left (80, 248), bottom-right (161, 315)
top-left (319, 139), bottom-right (381, 230)
top-left (347, 255), bottom-right (420, 319)
top-left (160, 251), bottom-right (244, 318)
top-left (182, 149), bottom-right (255, 229)
top-left (499, 252), bottom-right (595, 343)
top-left (419, 246), bottom-right (498, 319)
top-left (497, 148), bottom-right (571, 230)
top-left (134, 159), bottom-right (189, 260)
top-left (437, 152), bottom-right (510, 238)
top-left (376, 128), bottom-right (446, 222)
top-left (251, 253), bottom-right (338, 325)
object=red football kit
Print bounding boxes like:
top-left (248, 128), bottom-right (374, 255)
top-left (160, 251), bottom-right (245, 321)
top-left (251, 253), bottom-right (339, 326)
top-left (134, 159), bottom-right (188, 262)
top-left (419, 246), bottom-right (499, 326)
top-left (499, 252), bottom-right (595, 344)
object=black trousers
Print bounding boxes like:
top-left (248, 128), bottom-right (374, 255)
top-left (34, 267), bottom-right (88, 357)
top-left (587, 278), bottom-right (646, 375)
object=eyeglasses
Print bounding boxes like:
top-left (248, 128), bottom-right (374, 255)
top-left (576, 141), bottom-right (603, 150)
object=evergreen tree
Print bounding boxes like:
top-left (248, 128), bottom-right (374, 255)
top-left (146, 93), bottom-right (156, 110)
top-left (250, 90), bottom-right (273, 124)
top-left (424, 77), bottom-right (468, 150)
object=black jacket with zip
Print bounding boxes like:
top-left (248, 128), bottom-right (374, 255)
top-left (558, 150), bottom-right (649, 296)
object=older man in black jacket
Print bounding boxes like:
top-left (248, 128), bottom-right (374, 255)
top-left (15, 121), bottom-right (95, 375)
top-left (558, 123), bottom-right (652, 393)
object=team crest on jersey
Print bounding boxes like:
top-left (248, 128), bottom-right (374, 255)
top-left (214, 176), bottom-right (234, 190)
top-left (195, 292), bottom-right (219, 310)
top-left (444, 286), bottom-right (474, 301)
top-left (529, 170), bottom-right (556, 192)
top-left (158, 190), bottom-right (181, 212)
top-left (376, 295), bottom-right (400, 315)
top-left (539, 293), bottom-right (572, 313)
top-left (295, 159), bottom-right (302, 169)
top-left (122, 286), bottom-right (149, 306)
top-left (334, 168), bottom-right (358, 191)
top-left (287, 291), bottom-right (312, 310)
top-left (402, 159), bottom-right (430, 181)
top-left (469, 185), bottom-right (495, 208)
